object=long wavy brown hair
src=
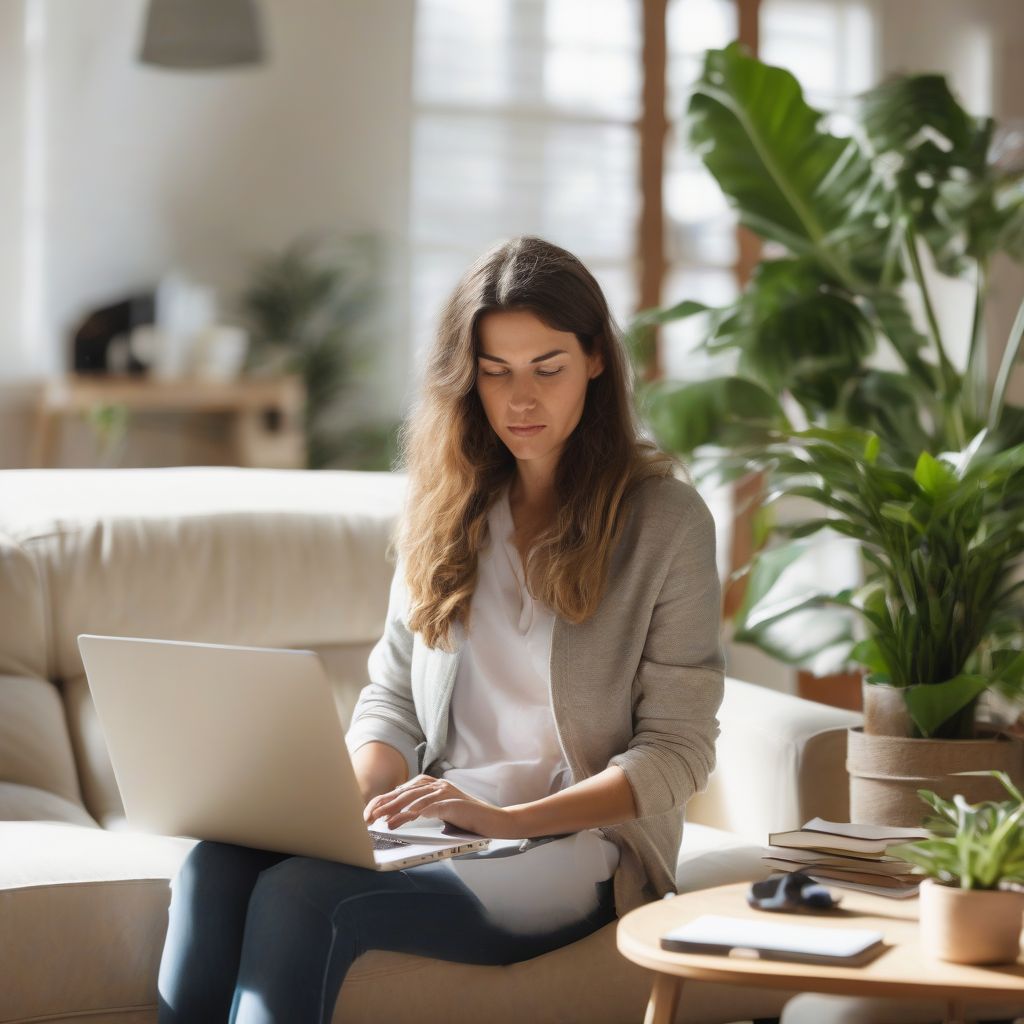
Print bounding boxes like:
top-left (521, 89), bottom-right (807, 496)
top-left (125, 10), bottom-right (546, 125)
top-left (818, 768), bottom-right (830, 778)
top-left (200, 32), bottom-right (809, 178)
top-left (398, 235), bottom-right (676, 650)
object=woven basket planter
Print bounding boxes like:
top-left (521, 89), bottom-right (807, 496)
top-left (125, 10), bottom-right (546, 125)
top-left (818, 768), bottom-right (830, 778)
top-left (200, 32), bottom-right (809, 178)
top-left (847, 726), bottom-right (1024, 826)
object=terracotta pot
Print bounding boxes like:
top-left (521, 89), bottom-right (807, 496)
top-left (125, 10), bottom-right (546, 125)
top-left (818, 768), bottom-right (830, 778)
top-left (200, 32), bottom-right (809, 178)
top-left (847, 726), bottom-right (1024, 826)
top-left (919, 877), bottom-right (1024, 964)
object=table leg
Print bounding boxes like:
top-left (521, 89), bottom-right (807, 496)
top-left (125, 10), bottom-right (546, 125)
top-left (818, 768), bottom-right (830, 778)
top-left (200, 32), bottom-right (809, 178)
top-left (31, 406), bottom-right (57, 468)
top-left (644, 973), bottom-right (681, 1024)
top-left (944, 999), bottom-right (965, 1024)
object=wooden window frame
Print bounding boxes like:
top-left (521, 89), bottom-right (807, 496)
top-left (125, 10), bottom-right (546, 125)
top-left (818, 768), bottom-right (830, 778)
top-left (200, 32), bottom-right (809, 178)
top-left (638, 0), bottom-right (763, 617)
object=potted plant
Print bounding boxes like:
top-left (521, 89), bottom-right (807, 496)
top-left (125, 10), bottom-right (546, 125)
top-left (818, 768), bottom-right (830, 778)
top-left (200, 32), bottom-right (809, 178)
top-left (631, 43), bottom-right (1024, 817)
top-left (734, 423), bottom-right (1024, 822)
top-left (239, 232), bottom-right (391, 470)
top-left (890, 771), bottom-right (1024, 964)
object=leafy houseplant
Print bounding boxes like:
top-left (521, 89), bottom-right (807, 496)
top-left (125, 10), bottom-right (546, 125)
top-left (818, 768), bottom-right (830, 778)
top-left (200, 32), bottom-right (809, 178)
top-left (734, 428), bottom-right (1024, 741)
top-left (633, 43), bottom-right (1024, 748)
top-left (240, 234), bottom-right (392, 470)
top-left (889, 771), bottom-right (1024, 964)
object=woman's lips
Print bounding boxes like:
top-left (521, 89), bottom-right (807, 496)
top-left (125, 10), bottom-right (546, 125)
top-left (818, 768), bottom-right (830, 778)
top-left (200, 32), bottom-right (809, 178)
top-left (508, 425), bottom-right (545, 436)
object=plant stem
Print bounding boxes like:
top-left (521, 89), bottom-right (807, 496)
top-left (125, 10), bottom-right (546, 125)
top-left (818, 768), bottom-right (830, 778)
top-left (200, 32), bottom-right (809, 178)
top-left (901, 213), bottom-right (965, 447)
top-left (966, 259), bottom-right (988, 427)
top-left (988, 291), bottom-right (1024, 432)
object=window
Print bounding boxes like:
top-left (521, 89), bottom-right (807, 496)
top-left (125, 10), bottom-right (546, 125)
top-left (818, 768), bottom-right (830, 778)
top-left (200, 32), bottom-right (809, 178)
top-left (409, 0), bottom-right (643, 364)
top-left (661, 0), bottom-right (740, 380)
top-left (410, 0), bottom-right (877, 382)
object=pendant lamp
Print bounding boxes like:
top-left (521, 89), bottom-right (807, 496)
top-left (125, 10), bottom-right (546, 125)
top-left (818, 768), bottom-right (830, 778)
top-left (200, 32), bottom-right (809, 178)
top-left (139, 0), bottom-right (265, 69)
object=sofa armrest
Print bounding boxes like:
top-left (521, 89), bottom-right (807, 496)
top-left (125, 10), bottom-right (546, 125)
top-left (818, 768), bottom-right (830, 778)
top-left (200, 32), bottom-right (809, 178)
top-left (685, 676), bottom-right (862, 844)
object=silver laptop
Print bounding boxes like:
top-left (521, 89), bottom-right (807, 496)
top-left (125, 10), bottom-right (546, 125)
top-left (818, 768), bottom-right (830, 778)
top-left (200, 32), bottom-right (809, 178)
top-left (77, 634), bottom-right (490, 870)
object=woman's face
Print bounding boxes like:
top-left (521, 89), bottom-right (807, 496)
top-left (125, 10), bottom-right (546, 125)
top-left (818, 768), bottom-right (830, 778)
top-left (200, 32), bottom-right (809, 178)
top-left (475, 308), bottom-right (603, 483)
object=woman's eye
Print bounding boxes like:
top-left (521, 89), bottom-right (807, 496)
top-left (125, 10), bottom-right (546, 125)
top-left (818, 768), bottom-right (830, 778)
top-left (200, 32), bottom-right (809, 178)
top-left (478, 366), bottom-right (564, 377)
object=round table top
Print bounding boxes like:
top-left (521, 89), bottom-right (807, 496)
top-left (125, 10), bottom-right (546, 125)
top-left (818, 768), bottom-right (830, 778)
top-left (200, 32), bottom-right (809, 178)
top-left (616, 881), bottom-right (1024, 1002)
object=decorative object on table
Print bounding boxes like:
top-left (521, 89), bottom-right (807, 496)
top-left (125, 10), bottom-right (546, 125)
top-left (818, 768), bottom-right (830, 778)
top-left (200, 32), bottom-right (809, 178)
top-left (889, 771), bottom-right (1024, 965)
top-left (239, 233), bottom-right (389, 470)
top-left (746, 871), bottom-right (840, 913)
top-left (139, 0), bottom-right (265, 70)
top-left (152, 272), bottom-right (218, 380)
top-left (71, 293), bottom-right (156, 375)
top-left (629, 43), bottom-right (1024, 823)
top-left (190, 325), bottom-right (250, 382)
top-left (764, 817), bottom-right (926, 898)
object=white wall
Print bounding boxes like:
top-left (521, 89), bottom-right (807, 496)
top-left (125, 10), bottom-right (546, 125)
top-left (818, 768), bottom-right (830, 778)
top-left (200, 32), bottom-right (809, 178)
top-left (0, 0), bottom-right (417, 466)
top-left (0, 4), bottom-right (29, 378)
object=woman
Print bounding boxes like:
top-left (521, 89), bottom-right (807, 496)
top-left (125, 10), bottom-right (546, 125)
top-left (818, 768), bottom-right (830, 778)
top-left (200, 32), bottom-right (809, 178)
top-left (158, 235), bottom-right (725, 1024)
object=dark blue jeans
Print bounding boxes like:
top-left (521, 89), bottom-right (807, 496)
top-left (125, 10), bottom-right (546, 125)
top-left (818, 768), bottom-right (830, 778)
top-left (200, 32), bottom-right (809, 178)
top-left (157, 840), bottom-right (617, 1024)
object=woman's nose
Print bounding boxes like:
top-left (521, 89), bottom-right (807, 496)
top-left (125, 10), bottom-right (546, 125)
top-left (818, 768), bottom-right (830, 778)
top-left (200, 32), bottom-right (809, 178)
top-left (508, 378), bottom-right (537, 411)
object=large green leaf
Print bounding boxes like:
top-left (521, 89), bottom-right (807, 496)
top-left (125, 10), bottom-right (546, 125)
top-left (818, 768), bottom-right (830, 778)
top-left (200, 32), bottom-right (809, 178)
top-left (707, 259), bottom-right (876, 414)
top-left (903, 674), bottom-right (991, 738)
top-left (860, 75), bottom-right (996, 274)
top-left (837, 369), bottom-right (932, 453)
top-left (643, 376), bottom-right (786, 455)
top-left (686, 43), bottom-right (888, 288)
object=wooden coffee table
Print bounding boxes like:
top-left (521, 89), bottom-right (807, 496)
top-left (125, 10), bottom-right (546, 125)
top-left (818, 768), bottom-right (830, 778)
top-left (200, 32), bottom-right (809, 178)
top-left (617, 881), bottom-right (1024, 1024)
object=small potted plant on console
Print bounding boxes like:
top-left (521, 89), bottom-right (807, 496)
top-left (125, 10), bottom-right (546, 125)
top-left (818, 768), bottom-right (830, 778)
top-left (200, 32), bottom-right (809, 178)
top-left (890, 771), bottom-right (1024, 964)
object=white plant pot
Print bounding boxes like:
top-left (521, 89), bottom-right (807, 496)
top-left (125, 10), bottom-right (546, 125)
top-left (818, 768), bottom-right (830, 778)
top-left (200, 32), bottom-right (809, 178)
top-left (919, 877), bottom-right (1024, 965)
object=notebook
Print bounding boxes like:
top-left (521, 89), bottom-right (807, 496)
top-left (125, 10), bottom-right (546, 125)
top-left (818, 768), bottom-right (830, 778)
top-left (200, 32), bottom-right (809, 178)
top-left (660, 914), bottom-right (886, 966)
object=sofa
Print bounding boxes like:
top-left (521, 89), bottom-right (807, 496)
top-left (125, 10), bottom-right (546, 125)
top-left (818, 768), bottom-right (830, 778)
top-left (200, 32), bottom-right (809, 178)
top-left (0, 467), bottom-right (862, 1024)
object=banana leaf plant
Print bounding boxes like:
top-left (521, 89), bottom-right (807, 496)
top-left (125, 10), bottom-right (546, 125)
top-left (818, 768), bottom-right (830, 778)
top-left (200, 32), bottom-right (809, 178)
top-left (632, 43), bottom-right (1024, 734)
top-left (635, 43), bottom-right (1024, 460)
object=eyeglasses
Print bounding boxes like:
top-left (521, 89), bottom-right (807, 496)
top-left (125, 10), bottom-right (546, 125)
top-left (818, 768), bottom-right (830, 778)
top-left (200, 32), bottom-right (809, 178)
top-left (747, 870), bottom-right (841, 913)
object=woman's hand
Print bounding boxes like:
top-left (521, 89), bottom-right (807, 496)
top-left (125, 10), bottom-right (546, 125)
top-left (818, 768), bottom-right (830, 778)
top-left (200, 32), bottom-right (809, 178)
top-left (363, 775), bottom-right (524, 838)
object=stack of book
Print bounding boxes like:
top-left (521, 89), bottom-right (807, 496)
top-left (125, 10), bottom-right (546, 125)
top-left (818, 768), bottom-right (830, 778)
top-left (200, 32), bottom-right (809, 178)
top-left (765, 817), bottom-right (931, 898)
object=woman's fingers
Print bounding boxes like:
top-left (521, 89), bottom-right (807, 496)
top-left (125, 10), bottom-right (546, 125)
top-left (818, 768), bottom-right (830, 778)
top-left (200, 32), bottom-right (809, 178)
top-left (387, 791), bottom-right (451, 821)
top-left (365, 779), bottom-right (447, 821)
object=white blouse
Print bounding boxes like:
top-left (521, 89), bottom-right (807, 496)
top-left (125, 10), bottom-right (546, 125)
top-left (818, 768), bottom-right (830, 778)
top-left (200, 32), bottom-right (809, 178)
top-left (433, 485), bottom-right (619, 933)
top-left (441, 484), bottom-right (569, 805)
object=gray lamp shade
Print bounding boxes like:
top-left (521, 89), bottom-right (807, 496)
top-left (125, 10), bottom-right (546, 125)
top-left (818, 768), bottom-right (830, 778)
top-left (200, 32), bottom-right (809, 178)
top-left (139, 0), bottom-right (266, 69)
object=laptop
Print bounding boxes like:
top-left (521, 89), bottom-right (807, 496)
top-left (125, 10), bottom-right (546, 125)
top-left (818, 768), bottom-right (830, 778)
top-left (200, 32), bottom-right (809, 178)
top-left (77, 634), bottom-right (490, 870)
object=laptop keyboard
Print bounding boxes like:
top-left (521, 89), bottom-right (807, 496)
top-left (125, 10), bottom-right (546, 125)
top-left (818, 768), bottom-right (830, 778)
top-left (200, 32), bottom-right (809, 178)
top-left (371, 834), bottom-right (412, 851)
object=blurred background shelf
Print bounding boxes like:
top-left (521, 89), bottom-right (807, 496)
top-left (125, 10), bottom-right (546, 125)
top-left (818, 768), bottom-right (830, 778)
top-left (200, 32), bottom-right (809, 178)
top-left (31, 374), bottom-right (306, 470)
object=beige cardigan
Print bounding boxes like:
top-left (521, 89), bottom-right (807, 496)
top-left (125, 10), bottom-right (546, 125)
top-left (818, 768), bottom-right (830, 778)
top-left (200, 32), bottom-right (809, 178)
top-left (345, 474), bottom-right (725, 918)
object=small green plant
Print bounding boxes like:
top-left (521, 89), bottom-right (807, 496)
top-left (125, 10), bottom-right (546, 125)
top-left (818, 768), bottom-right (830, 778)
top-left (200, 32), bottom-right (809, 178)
top-left (890, 771), bottom-right (1024, 890)
top-left (239, 233), bottom-right (385, 470)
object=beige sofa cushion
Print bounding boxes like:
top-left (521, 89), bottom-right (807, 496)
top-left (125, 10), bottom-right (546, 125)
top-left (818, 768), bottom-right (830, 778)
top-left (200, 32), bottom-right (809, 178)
top-left (0, 468), bottom-right (406, 680)
top-left (0, 782), bottom-right (98, 826)
top-left (0, 674), bottom-right (83, 805)
top-left (675, 822), bottom-right (772, 893)
top-left (0, 533), bottom-right (47, 680)
top-left (0, 822), bottom-right (195, 1024)
top-left (687, 678), bottom-right (861, 842)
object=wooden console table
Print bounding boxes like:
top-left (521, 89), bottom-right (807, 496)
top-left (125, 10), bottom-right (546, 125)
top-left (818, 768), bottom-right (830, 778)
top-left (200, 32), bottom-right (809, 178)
top-left (31, 374), bottom-right (306, 469)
